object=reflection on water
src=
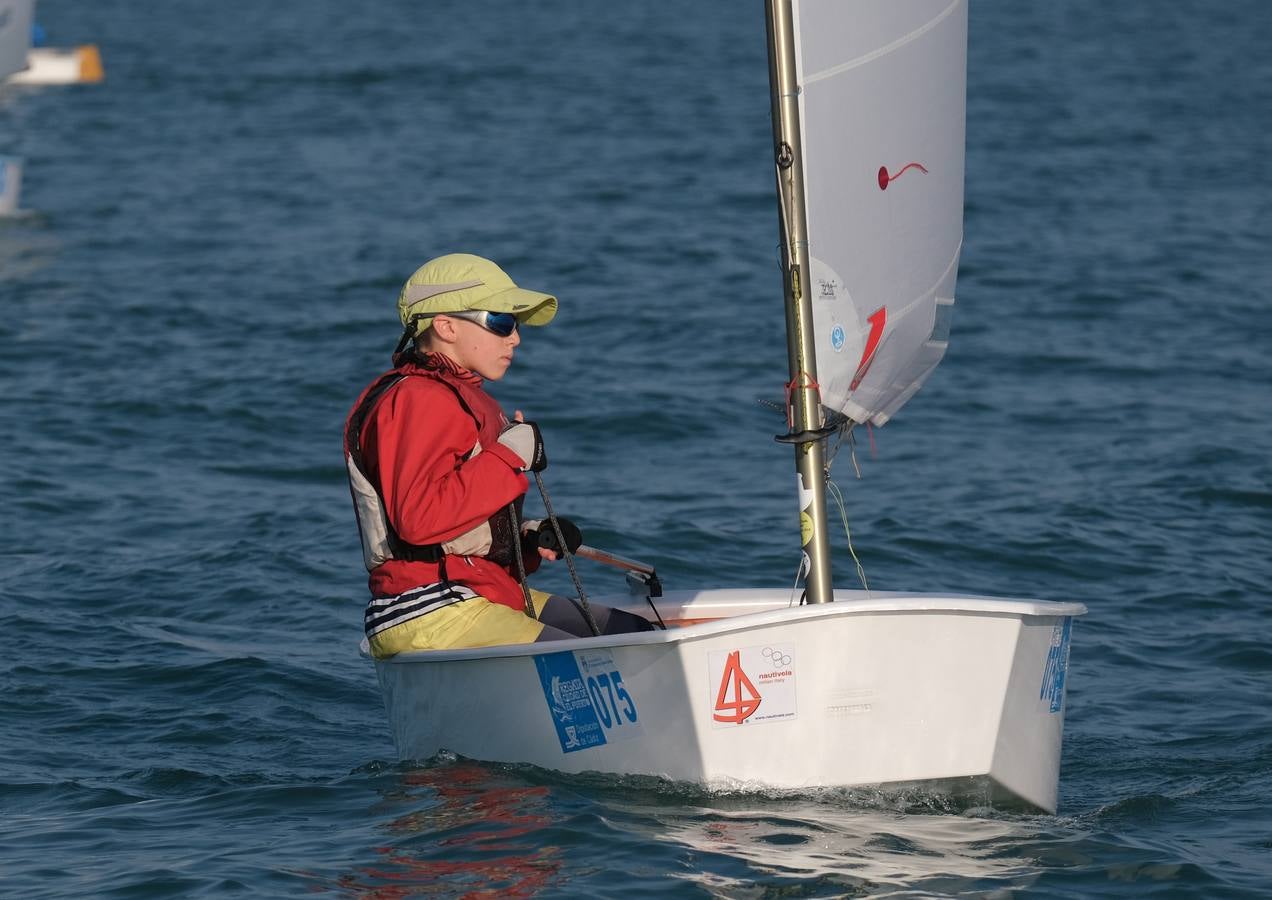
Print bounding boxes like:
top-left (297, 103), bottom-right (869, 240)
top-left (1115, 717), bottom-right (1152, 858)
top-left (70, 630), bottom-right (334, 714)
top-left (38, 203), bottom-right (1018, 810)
top-left (337, 763), bottom-right (1077, 897)
top-left (654, 796), bottom-right (1050, 895)
top-left (335, 763), bottom-right (563, 898)
top-left (0, 218), bottom-right (56, 282)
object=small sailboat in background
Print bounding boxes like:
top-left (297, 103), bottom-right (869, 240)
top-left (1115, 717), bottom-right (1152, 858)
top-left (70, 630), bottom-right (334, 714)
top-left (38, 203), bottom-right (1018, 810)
top-left (1, 1), bottom-right (103, 87)
top-left (370, 0), bottom-right (1085, 813)
top-left (2, 1), bottom-right (105, 217)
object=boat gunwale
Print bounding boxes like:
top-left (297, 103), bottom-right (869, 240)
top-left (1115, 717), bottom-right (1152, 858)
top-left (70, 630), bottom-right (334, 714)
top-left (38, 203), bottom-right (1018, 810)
top-left (369, 590), bottom-right (1088, 665)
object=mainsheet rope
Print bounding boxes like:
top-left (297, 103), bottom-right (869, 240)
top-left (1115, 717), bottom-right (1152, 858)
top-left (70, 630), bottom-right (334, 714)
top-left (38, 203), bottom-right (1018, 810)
top-left (509, 476), bottom-right (602, 637)
top-left (535, 472), bottom-right (601, 637)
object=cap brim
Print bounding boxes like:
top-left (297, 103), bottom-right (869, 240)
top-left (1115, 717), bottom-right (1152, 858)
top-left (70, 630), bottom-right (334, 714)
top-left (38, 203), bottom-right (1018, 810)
top-left (467, 286), bottom-right (558, 326)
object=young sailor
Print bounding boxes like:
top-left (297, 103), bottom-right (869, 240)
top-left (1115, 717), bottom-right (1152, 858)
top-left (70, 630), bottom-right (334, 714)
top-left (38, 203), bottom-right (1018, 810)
top-left (346, 253), bottom-right (654, 657)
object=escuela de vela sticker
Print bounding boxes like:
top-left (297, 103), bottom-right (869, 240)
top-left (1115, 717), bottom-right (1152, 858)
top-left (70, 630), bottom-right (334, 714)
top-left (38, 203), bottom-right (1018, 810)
top-left (709, 644), bottom-right (798, 728)
top-left (534, 648), bottom-right (644, 754)
top-left (1038, 618), bottom-right (1072, 715)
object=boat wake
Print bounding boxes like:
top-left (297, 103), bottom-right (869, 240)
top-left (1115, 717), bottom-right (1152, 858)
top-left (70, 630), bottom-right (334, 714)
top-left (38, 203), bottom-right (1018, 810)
top-left (409, 752), bottom-right (1041, 817)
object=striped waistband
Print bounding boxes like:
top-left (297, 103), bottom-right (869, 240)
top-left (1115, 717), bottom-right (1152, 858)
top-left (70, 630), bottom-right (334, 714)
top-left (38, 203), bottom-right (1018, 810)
top-left (364, 582), bottom-right (477, 637)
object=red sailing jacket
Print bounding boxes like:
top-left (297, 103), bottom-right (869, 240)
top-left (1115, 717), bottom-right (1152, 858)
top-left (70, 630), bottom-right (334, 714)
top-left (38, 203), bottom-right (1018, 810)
top-left (349, 353), bottom-right (535, 609)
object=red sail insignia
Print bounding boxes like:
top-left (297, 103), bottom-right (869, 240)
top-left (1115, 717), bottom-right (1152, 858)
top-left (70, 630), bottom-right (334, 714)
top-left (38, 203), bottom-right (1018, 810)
top-left (878, 162), bottom-right (928, 190)
top-left (850, 307), bottom-right (887, 390)
top-left (713, 650), bottom-right (762, 724)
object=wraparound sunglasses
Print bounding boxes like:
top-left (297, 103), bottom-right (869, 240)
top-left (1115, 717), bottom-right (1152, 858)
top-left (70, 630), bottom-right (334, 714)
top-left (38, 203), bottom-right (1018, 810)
top-left (444, 310), bottom-right (520, 337)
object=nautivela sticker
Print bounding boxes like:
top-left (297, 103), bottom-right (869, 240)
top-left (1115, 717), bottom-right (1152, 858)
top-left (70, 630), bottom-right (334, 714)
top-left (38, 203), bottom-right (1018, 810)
top-left (709, 644), bottom-right (797, 727)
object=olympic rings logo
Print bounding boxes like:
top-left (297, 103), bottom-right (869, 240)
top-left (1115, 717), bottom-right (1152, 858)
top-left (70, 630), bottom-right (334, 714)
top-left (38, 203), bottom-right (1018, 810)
top-left (762, 647), bottom-right (792, 668)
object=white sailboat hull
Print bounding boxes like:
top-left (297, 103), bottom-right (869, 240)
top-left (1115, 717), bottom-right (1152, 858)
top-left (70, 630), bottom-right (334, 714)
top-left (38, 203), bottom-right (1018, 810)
top-left (5, 45), bottom-right (104, 85)
top-left (372, 589), bottom-right (1085, 813)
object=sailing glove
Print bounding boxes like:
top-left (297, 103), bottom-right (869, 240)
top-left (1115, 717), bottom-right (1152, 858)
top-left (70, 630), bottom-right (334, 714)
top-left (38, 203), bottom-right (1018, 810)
top-left (497, 421), bottom-right (547, 472)
top-left (525, 517), bottom-right (583, 556)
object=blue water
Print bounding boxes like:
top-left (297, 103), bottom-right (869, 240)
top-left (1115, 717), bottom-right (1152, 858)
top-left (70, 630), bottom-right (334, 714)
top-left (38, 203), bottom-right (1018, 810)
top-left (3, 1), bottom-right (1270, 896)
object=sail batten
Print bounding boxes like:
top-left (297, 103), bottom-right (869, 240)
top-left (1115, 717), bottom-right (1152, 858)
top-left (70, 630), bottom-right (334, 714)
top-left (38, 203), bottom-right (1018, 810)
top-left (792, 0), bottom-right (968, 426)
top-left (802, 0), bottom-right (963, 85)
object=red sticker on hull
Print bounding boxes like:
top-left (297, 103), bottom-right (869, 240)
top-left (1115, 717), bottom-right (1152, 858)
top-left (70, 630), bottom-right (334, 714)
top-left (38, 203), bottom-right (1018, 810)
top-left (713, 650), bottom-right (762, 724)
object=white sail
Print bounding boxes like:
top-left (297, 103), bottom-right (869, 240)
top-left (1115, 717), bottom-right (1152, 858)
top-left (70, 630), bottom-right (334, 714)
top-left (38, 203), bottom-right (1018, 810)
top-left (0, 0), bottom-right (35, 82)
top-left (793, 0), bottom-right (966, 426)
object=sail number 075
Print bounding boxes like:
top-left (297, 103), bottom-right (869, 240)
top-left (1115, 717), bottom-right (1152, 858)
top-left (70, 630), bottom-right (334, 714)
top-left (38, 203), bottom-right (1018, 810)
top-left (586, 671), bottom-right (637, 729)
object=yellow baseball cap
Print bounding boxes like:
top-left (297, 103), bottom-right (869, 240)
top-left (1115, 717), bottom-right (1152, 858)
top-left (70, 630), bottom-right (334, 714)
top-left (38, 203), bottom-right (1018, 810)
top-left (397, 253), bottom-right (558, 337)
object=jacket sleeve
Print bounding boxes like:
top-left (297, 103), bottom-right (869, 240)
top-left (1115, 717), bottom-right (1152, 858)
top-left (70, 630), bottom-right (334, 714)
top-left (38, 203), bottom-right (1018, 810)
top-left (363, 378), bottom-right (528, 546)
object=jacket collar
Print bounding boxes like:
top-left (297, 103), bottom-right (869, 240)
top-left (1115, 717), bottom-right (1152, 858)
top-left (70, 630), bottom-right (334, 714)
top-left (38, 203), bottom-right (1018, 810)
top-left (393, 349), bottom-right (483, 386)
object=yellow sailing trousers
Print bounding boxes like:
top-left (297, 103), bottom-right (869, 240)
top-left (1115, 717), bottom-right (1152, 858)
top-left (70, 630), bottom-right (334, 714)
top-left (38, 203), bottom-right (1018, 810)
top-left (368, 589), bottom-right (551, 659)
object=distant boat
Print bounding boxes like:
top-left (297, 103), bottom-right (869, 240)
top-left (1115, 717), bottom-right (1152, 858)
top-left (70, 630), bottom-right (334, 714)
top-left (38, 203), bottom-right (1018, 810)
top-left (2, 3), bottom-right (105, 215)
top-left (1, 0), bottom-right (103, 86)
top-left (368, 0), bottom-right (1085, 813)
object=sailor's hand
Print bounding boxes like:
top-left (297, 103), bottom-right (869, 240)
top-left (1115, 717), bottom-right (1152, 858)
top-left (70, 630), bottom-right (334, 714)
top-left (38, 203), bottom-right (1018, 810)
top-left (498, 420), bottom-right (547, 472)
top-left (526, 517), bottom-right (582, 561)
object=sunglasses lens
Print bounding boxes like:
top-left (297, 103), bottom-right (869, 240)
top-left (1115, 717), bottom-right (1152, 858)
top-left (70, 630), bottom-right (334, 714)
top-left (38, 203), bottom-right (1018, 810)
top-left (483, 312), bottom-right (519, 337)
top-left (446, 310), bottom-right (519, 337)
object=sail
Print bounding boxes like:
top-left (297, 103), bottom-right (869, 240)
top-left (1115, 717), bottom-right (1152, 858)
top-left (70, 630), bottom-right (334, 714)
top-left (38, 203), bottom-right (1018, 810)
top-left (0, 0), bottom-right (35, 81)
top-left (792, 0), bottom-right (966, 426)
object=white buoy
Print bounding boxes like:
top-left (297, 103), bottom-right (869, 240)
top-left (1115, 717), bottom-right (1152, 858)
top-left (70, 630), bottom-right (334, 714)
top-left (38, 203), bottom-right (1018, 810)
top-left (0, 156), bottom-right (22, 216)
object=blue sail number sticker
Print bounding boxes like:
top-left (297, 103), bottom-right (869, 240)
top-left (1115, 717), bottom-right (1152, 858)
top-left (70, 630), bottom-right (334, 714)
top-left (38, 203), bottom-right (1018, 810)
top-left (534, 648), bottom-right (642, 754)
top-left (1039, 617), bottom-right (1073, 714)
